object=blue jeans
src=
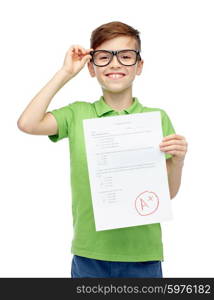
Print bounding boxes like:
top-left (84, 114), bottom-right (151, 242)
top-left (71, 255), bottom-right (163, 278)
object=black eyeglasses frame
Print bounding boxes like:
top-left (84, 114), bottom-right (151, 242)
top-left (89, 49), bottom-right (141, 67)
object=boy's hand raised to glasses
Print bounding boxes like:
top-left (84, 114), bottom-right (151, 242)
top-left (61, 45), bottom-right (93, 78)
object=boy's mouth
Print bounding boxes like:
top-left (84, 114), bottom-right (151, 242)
top-left (105, 72), bottom-right (126, 79)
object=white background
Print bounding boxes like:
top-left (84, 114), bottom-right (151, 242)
top-left (0, 0), bottom-right (214, 277)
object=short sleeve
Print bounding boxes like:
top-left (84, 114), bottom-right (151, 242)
top-left (161, 109), bottom-right (176, 160)
top-left (47, 104), bottom-right (74, 143)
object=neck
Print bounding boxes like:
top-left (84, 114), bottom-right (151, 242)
top-left (102, 87), bottom-right (133, 112)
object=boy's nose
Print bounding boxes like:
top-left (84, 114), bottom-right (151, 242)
top-left (110, 55), bottom-right (121, 67)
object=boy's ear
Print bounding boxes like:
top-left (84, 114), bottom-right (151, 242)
top-left (87, 61), bottom-right (96, 77)
top-left (136, 59), bottom-right (144, 76)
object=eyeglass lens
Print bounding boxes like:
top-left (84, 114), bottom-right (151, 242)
top-left (93, 50), bottom-right (138, 66)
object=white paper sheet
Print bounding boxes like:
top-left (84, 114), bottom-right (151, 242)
top-left (83, 111), bottom-right (172, 231)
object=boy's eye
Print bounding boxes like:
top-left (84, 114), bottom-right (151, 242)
top-left (94, 52), bottom-right (111, 61)
top-left (121, 55), bottom-right (131, 59)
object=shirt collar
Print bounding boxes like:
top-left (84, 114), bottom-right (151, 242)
top-left (94, 96), bottom-right (143, 117)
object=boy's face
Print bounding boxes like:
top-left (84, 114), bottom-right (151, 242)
top-left (88, 36), bottom-right (144, 94)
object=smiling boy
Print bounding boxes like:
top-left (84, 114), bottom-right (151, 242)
top-left (17, 21), bottom-right (187, 278)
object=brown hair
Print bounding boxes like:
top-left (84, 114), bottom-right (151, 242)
top-left (90, 21), bottom-right (141, 51)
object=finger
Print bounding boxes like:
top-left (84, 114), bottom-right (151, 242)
top-left (160, 139), bottom-right (186, 146)
top-left (163, 134), bottom-right (185, 141)
top-left (68, 45), bottom-right (80, 52)
top-left (160, 145), bottom-right (186, 152)
top-left (74, 45), bottom-right (80, 54)
top-left (68, 46), bottom-right (77, 57)
top-left (77, 46), bottom-right (93, 53)
top-left (82, 53), bottom-right (93, 64)
top-left (69, 45), bottom-right (92, 57)
top-left (68, 45), bottom-right (75, 51)
top-left (163, 150), bottom-right (185, 157)
top-left (75, 45), bottom-right (88, 55)
top-left (86, 49), bottom-right (93, 55)
top-left (67, 46), bottom-right (74, 56)
top-left (70, 45), bottom-right (79, 56)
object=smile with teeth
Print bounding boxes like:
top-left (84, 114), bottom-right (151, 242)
top-left (106, 73), bottom-right (126, 79)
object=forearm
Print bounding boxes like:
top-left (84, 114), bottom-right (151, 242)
top-left (17, 68), bottom-right (73, 130)
top-left (166, 158), bottom-right (184, 199)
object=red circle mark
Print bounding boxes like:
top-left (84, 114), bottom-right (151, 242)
top-left (135, 191), bottom-right (159, 216)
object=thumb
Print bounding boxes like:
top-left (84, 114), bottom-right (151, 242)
top-left (82, 54), bottom-right (92, 64)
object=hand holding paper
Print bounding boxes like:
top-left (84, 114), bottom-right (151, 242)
top-left (160, 134), bottom-right (188, 163)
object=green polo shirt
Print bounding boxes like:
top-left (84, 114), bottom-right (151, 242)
top-left (48, 96), bottom-right (175, 262)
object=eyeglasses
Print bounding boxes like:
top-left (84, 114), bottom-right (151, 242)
top-left (90, 49), bottom-right (141, 67)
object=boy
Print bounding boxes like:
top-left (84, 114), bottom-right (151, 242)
top-left (17, 21), bottom-right (187, 278)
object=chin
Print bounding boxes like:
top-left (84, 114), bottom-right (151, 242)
top-left (103, 87), bottom-right (128, 94)
top-left (102, 83), bottom-right (131, 93)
